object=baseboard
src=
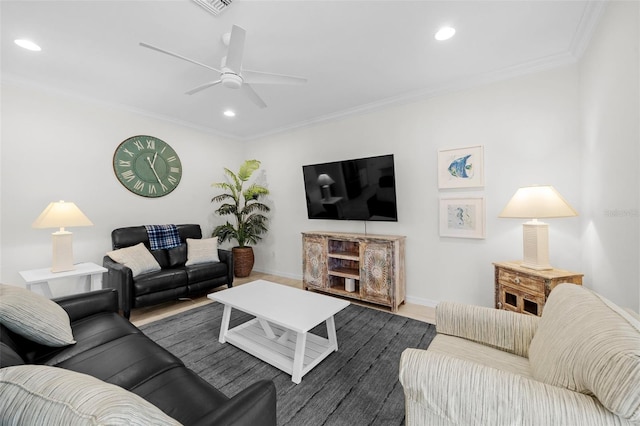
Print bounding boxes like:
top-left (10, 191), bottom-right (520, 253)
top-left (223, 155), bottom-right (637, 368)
top-left (252, 268), bottom-right (301, 281)
top-left (254, 268), bottom-right (440, 308)
top-left (405, 295), bottom-right (438, 309)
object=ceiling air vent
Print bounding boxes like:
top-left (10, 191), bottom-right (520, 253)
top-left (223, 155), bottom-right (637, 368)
top-left (192, 0), bottom-right (233, 16)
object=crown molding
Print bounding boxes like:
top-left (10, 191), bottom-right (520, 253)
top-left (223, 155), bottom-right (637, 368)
top-left (245, 51), bottom-right (578, 142)
top-left (245, 3), bottom-right (607, 142)
top-left (1, 74), bottom-right (242, 142)
top-left (4, 2), bottom-right (606, 143)
top-left (569, 0), bottom-right (608, 59)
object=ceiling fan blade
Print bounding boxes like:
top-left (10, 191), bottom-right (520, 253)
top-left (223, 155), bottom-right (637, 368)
top-left (140, 42), bottom-right (221, 73)
top-left (242, 83), bottom-right (267, 109)
top-left (242, 69), bottom-right (307, 85)
top-left (185, 80), bottom-right (222, 95)
top-left (225, 25), bottom-right (246, 73)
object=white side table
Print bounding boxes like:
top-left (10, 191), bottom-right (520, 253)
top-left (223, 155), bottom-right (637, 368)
top-left (19, 262), bottom-right (108, 298)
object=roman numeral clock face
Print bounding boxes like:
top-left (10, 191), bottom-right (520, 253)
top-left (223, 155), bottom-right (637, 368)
top-left (113, 136), bottom-right (182, 198)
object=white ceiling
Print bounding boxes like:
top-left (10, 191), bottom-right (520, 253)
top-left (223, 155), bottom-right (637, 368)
top-left (1, 0), bottom-right (604, 140)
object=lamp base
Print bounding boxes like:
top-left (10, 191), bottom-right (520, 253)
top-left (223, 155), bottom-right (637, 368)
top-left (521, 221), bottom-right (552, 270)
top-left (51, 231), bottom-right (75, 273)
top-left (321, 186), bottom-right (331, 200)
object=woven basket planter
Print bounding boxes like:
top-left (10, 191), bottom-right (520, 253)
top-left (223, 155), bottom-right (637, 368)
top-left (232, 246), bottom-right (254, 278)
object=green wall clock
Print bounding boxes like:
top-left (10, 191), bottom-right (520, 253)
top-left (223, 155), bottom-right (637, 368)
top-left (113, 135), bottom-right (182, 198)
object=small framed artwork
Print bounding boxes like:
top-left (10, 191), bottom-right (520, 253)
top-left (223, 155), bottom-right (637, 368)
top-left (439, 197), bottom-right (486, 239)
top-left (438, 145), bottom-right (484, 189)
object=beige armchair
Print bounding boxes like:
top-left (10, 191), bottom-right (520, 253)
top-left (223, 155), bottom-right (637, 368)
top-left (399, 284), bottom-right (640, 425)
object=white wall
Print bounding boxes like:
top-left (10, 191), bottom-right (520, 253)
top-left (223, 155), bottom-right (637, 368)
top-left (247, 65), bottom-right (585, 309)
top-left (244, 2), bottom-right (639, 312)
top-left (0, 82), bottom-right (243, 295)
top-left (2, 2), bottom-right (637, 310)
top-left (579, 1), bottom-right (640, 310)
top-left (245, 1), bottom-right (639, 311)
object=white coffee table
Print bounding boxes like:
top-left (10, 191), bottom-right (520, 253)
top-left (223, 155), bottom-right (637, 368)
top-left (208, 279), bottom-right (350, 384)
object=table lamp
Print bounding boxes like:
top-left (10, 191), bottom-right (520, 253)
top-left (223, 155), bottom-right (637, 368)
top-left (317, 174), bottom-right (335, 200)
top-left (32, 201), bottom-right (93, 272)
top-left (499, 185), bottom-right (577, 270)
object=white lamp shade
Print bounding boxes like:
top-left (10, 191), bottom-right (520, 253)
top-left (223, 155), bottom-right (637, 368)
top-left (499, 186), bottom-right (577, 219)
top-left (317, 174), bottom-right (335, 186)
top-left (499, 185), bottom-right (577, 270)
top-left (32, 201), bottom-right (93, 272)
top-left (32, 201), bottom-right (93, 229)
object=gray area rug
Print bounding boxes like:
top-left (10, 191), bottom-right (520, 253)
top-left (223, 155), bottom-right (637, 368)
top-left (140, 300), bottom-right (436, 426)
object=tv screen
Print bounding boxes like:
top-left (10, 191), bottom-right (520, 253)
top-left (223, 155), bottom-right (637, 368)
top-left (302, 154), bottom-right (398, 221)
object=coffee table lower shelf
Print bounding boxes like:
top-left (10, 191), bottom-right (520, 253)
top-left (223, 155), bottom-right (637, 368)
top-left (223, 318), bottom-right (336, 384)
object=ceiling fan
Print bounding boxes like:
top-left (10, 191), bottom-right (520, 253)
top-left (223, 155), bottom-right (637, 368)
top-left (140, 25), bottom-right (307, 108)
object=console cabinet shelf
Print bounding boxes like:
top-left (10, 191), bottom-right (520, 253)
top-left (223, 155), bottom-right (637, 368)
top-left (302, 231), bottom-right (406, 311)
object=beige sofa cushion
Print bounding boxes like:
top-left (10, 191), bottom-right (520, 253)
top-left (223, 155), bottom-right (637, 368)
top-left (107, 242), bottom-right (161, 277)
top-left (185, 238), bottom-right (219, 266)
top-left (0, 365), bottom-right (181, 425)
top-left (0, 284), bottom-right (75, 347)
top-left (428, 334), bottom-right (533, 379)
top-left (529, 284), bottom-right (640, 422)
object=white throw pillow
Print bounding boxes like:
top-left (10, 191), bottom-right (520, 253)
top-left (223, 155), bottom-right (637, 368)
top-left (107, 242), bottom-right (161, 277)
top-left (0, 365), bottom-right (181, 425)
top-left (185, 238), bottom-right (220, 266)
top-left (0, 284), bottom-right (75, 347)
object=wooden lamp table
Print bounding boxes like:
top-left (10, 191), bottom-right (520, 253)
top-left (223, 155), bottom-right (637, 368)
top-left (494, 261), bottom-right (583, 316)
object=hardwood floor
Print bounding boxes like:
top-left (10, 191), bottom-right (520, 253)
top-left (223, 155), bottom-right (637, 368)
top-left (130, 271), bottom-right (436, 327)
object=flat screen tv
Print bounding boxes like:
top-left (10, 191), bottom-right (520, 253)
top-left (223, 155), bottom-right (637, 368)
top-left (302, 154), bottom-right (398, 221)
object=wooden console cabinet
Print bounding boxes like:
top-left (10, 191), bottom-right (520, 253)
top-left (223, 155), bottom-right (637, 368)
top-left (302, 231), bottom-right (406, 311)
top-left (494, 261), bottom-right (583, 316)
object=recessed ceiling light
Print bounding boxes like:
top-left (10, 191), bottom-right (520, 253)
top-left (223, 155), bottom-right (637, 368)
top-left (14, 39), bottom-right (41, 51)
top-left (435, 27), bottom-right (456, 41)
top-left (223, 109), bottom-right (236, 117)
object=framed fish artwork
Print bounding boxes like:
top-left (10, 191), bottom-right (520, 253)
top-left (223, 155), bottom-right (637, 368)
top-left (439, 196), bottom-right (486, 239)
top-left (437, 145), bottom-right (484, 189)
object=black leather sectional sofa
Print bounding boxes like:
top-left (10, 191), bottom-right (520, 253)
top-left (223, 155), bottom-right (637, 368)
top-left (0, 289), bottom-right (277, 425)
top-left (103, 224), bottom-right (233, 319)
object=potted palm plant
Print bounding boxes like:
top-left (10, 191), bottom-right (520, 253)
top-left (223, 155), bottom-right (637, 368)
top-left (211, 159), bottom-right (270, 277)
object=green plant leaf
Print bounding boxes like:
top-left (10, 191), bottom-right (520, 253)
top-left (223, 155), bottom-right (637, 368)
top-left (210, 159), bottom-right (269, 248)
top-left (238, 160), bottom-right (261, 181)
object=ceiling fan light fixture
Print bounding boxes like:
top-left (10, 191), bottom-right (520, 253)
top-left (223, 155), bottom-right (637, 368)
top-left (221, 72), bottom-right (243, 89)
top-left (15, 39), bottom-right (42, 51)
top-left (140, 24), bottom-right (306, 109)
top-left (435, 26), bottom-right (456, 41)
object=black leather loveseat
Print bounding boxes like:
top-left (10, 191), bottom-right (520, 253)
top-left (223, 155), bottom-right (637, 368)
top-left (0, 289), bottom-right (277, 425)
top-left (103, 224), bottom-right (233, 319)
